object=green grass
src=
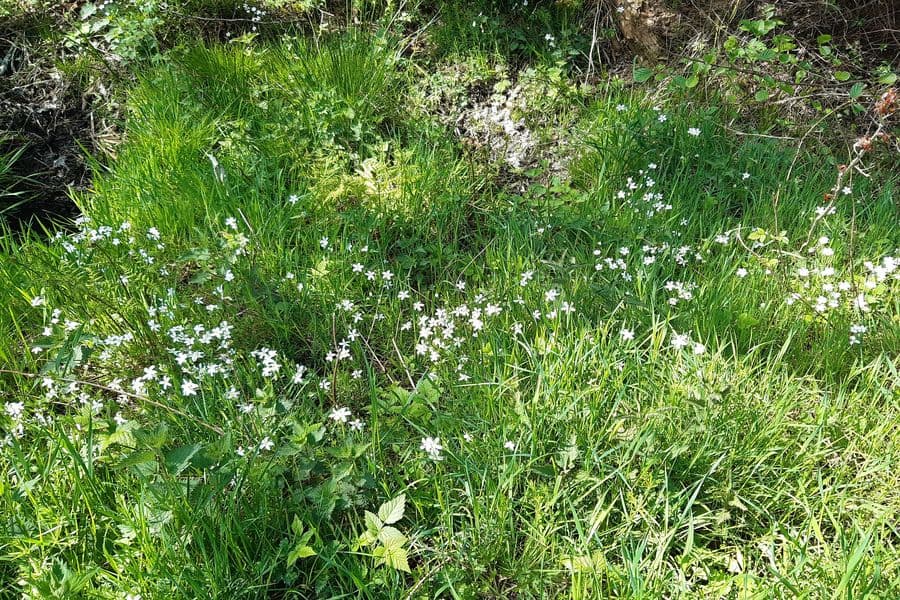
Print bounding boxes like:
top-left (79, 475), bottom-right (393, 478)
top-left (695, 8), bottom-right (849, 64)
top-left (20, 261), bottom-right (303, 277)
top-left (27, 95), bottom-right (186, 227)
top-left (1, 32), bottom-right (898, 599)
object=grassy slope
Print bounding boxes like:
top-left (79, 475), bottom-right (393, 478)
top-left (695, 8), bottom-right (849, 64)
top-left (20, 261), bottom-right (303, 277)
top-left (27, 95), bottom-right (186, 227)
top-left (1, 34), bottom-right (898, 598)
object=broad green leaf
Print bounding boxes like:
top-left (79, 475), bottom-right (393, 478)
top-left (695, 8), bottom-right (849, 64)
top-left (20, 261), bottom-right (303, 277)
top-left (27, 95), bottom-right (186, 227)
top-left (287, 544), bottom-right (316, 567)
top-left (754, 90), bottom-right (769, 102)
top-left (849, 83), bottom-right (865, 99)
top-left (834, 71), bottom-right (851, 82)
top-left (378, 494), bottom-right (406, 525)
top-left (378, 526), bottom-right (407, 549)
top-left (375, 545), bottom-right (411, 573)
top-left (633, 66), bottom-right (653, 83)
top-left (291, 516), bottom-right (305, 537)
top-left (356, 529), bottom-right (378, 549)
top-left (80, 3), bottom-right (97, 19)
top-left (164, 443), bottom-right (202, 476)
top-left (364, 510), bottom-right (383, 533)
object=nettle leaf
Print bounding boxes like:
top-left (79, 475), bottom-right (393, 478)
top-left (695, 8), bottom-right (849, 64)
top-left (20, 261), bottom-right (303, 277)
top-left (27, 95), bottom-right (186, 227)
top-left (164, 443), bottom-right (202, 476)
top-left (849, 83), bottom-right (865, 99)
top-left (378, 526), bottom-right (407, 549)
top-left (414, 377), bottom-right (440, 404)
top-left (377, 495), bottom-right (406, 525)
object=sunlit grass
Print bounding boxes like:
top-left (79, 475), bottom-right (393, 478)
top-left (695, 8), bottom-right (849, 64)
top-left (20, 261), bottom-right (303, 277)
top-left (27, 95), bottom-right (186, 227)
top-left (1, 34), bottom-right (898, 599)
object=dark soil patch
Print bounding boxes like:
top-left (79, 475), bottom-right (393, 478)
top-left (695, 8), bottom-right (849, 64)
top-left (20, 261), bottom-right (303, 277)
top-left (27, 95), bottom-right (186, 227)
top-left (0, 21), bottom-right (93, 233)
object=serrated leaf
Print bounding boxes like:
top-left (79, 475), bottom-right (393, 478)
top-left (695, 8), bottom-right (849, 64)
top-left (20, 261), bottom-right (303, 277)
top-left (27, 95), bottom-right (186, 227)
top-left (378, 526), bottom-right (407, 549)
top-left (164, 443), bottom-right (202, 476)
top-left (118, 449), bottom-right (157, 477)
top-left (356, 529), bottom-right (378, 549)
top-left (377, 494), bottom-right (405, 525)
top-left (376, 544), bottom-right (411, 573)
top-left (291, 515), bottom-right (304, 537)
top-left (364, 510), bottom-right (383, 533)
top-left (849, 82), bottom-right (865, 99)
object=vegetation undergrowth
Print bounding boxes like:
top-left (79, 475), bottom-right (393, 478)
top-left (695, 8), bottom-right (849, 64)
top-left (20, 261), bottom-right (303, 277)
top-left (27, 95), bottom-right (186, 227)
top-left (1, 28), bottom-right (898, 599)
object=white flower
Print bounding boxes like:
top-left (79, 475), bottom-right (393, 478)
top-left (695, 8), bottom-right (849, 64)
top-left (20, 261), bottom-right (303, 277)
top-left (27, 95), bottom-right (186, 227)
top-left (504, 440), bottom-right (517, 452)
top-left (620, 328), bottom-right (634, 341)
top-left (181, 380), bottom-right (199, 397)
top-left (463, 432), bottom-right (474, 442)
top-left (5, 401), bottom-right (24, 419)
top-left (687, 127), bottom-right (701, 136)
top-left (329, 406), bottom-right (352, 423)
top-left (519, 270), bottom-right (535, 286)
top-left (692, 342), bottom-right (706, 355)
top-left (736, 268), bottom-right (748, 278)
top-left (544, 289), bottom-right (559, 302)
top-left (319, 237), bottom-right (329, 249)
top-left (350, 419), bottom-right (365, 431)
top-left (30, 296), bottom-right (46, 307)
top-left (420, 436), bottom-right (443, 460)
top-left (671, 333), bottom-right (691, 350)
top-left (259, 436), bottom-right (274, 452)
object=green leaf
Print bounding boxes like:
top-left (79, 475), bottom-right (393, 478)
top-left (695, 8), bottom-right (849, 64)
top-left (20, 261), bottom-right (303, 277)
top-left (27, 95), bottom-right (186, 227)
top-left (747, 228), bottom-right (767, 241)
top-left (816, 34), bottom-right (832, 45)
top-left (291, 516), bottom-right (305, 537)
top-left (849, 83), bottom-right (865, 99)
top-left (378, 526), bottom-right (407, 549)
top-left (118, 450), bottom-right (157, 477)
top-left (633, 66), bottom-right (653, 83)
top-left (80, 3), bottom-right (97, 19)
top-left (878, 72), bottom-right (897, 85)
top-left (287, 544), bottom-right (316, 567)
top-left (164, 443), bottom-right (202, 476)
top-left (356, 529), bottom-right (377, 549)
top-left (754, 90), bottom-right (769, 102)
top-left (378, 494), bottom-right (406, 525)
top-left (834, 71), bottom-right (851, 82)
top-left (375, 544), bottom-right (411, 573)
top-left (364, 510), bottom-right (383, 533)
